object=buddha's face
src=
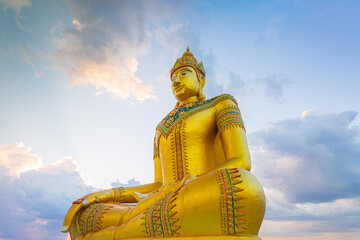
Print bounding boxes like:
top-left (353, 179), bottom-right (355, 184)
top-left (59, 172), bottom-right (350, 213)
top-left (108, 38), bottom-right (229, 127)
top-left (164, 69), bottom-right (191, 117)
top-left (171, 67), bottom-right (200, 102)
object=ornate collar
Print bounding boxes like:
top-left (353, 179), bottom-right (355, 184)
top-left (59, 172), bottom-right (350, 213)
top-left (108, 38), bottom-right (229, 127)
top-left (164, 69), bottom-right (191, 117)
top-left (156, 94), bottom-right (236, 137)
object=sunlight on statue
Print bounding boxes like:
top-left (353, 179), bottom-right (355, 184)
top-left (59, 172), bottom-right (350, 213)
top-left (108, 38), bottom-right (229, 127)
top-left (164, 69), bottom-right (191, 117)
top-left (61, 47), bottom-right (266, 240)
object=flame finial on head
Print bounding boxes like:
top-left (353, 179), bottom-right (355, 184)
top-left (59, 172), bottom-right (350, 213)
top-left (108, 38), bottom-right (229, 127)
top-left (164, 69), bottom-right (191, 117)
top-left (170, 47), bottom-right (205, 79)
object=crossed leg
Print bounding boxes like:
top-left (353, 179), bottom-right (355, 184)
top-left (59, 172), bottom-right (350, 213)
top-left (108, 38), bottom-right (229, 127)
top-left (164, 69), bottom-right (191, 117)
top-left (72, 169), bottom-right (265, 240)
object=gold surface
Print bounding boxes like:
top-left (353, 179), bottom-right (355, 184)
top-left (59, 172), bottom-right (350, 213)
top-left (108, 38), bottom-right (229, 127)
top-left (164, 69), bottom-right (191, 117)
top-left (124, 236), bottom-right (261, 240)
top-left (61, 47), bottom-right (266, 240)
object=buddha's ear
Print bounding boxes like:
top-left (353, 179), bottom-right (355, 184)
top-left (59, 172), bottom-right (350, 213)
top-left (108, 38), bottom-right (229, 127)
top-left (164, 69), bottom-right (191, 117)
top-left (198, 75), bottom-right (206, 101)
top-left (200, 75), bottom-right (205, 89)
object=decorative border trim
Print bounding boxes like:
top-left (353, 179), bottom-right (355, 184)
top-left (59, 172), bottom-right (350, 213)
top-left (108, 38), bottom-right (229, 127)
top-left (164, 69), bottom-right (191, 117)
top-left (142, 187), bottom-right (183, 237)
top-left (79, 204), bottom-right (113, 234)
top-left (216, 169), bottom-right (247, 235)
top-left (171, 122), bottom-right (189, 181)
top-left (153, 136), bottom-right (159, 159)
top-left (112, 187), bottom-right (125, 204)
top-left (216, 106), bottom-right (246, 135)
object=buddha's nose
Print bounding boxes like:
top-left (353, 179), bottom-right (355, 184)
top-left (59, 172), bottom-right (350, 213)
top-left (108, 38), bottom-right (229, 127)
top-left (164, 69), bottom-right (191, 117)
top-left (173, 75), bottom-right (180, 84)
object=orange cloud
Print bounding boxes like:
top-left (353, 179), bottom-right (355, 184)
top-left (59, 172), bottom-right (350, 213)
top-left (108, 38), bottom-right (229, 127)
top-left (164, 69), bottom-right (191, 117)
top-left (72, 18), bottom-right (83, 31)
top-left (0, 142), bottom-right (42, 176)
top-left (53, 0), bottom-right (160, 101)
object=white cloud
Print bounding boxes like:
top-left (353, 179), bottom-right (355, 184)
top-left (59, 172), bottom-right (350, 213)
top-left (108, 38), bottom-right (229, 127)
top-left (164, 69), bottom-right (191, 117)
top-left (0, 0), bottom-right (32, 32)
top-left (221, 73), bottom-right (291, 104)
top-left (261, 220), bottom-right (360, 239)
top-left (0, 142), bottom-right (94, 240)
top-left (222, 71), bottom-right (246, 96)
top-left (0, 142), bottom-right (145, 240)
top-left (256, 15), bottom-right (282, 48)
top-left (153, 21), bottom-right (198, 55)
top-left (50, 21), bottom-right (63, 34)
top-left (0, 0), bottom-right (31, 15)
top-left (111, 177), bottom-right (141, 188)
top-left (249, 110), bottom-right (360, 237)
top-left (295, 197), bottom-right (360, 217)
top-left (251, 110), bottom-right (360, 203)
top-left (257, 75), bottom-right (291, 103)
top-left (0, 46), bottom-right (48, 77)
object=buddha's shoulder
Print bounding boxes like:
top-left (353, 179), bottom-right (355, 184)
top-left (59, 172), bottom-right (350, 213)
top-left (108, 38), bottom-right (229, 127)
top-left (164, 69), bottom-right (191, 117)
top-left (208, 94), bottom-right (238, 109)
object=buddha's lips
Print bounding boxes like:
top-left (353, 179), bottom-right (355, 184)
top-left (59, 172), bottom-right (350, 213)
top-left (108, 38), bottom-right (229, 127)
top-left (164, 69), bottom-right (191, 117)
top-left (174, 85), bottom-right (184, 92)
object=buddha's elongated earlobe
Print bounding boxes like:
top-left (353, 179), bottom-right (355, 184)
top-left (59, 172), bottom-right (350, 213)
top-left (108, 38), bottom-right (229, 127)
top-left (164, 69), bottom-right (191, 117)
top-left (198, 91), bottom-right (206, 101)
top-left (198, 75), bottom-right (206, 101)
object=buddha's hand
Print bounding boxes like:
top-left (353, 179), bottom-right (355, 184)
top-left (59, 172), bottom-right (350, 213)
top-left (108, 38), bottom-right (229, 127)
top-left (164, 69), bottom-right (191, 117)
top-left (61, 189), bottom-right (114, 233)
top-left (160, 174), bottom-right (197, 195)
top-left (182, 173), bottom-right (197, 185)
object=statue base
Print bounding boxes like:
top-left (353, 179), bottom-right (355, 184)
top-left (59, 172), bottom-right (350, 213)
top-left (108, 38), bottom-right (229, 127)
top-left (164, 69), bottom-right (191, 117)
top-left (125, 236), bottom-right (261, 240)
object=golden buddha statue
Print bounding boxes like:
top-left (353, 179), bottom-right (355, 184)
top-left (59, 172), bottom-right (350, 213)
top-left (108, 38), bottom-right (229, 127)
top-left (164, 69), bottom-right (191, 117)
top-left (61, 47), bottom-right (265, 240)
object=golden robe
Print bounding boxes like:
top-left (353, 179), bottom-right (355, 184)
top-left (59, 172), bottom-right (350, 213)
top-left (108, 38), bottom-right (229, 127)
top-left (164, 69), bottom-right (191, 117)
top-left (69, 94), bottom-right (265, 240)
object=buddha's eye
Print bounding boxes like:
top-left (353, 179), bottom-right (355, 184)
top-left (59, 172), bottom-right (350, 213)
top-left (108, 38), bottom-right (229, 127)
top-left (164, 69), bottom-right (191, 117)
top-left (181, 72), bottom-right (188, 76)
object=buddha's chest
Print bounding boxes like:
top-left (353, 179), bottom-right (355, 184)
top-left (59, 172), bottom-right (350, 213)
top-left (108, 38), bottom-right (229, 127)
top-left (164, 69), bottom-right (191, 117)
top-left (158, 109), bottom-right (216, 145)
top-left (156, 108), bottom-right (218, 183)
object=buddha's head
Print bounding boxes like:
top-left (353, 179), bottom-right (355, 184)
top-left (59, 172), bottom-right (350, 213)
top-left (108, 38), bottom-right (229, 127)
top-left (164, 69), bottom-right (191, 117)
top-left (170, 47), bottom-right (206, 105)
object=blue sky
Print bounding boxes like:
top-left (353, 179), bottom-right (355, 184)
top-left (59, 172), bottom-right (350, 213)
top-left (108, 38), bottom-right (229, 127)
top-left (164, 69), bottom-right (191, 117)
top-left (0, 0), bottom-right (359, 239)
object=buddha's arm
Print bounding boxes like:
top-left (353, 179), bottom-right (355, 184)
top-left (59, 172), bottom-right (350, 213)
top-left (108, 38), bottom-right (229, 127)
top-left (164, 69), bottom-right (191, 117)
top-left (61, 183), bottom-right (162, 233)
top-left (74, 155), bottom-right (163, 204)
top-left (216, 127), bottom-right (251, 171)
top-left (121, 155), bottom-right (163, 201)
top-left (109, 143), bottom-right (163, 201)
top-left (212, 97), bottom-right (251, 171)
top-left (61, 152), bottom-right (163, 233)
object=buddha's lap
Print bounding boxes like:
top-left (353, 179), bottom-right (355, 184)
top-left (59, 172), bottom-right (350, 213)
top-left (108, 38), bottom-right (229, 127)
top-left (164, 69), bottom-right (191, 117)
top-left (71, 169), bottom-right (265, 238)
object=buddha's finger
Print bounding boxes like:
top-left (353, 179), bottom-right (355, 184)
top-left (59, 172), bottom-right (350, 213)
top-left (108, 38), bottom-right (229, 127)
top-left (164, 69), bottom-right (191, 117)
top-left (61, 199), bottom-right (90, 232)
top-left (61, 210), bottom-right (75, 232)
top-left (61, 206), bottom-right (78, 232)
top-left (181, 174), bottom-right (196, 186)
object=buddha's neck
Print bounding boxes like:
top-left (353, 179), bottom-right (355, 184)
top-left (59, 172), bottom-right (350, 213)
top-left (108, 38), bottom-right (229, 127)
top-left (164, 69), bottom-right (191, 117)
top-left (179, 96), bottom-right (199, 107)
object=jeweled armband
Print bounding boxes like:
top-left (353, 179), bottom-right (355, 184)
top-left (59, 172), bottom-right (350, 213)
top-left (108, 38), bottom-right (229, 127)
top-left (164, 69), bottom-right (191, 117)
top-left (112, 187), bottom-right (125, 204)
top-left (216, 106), bottom-right (245, 135)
